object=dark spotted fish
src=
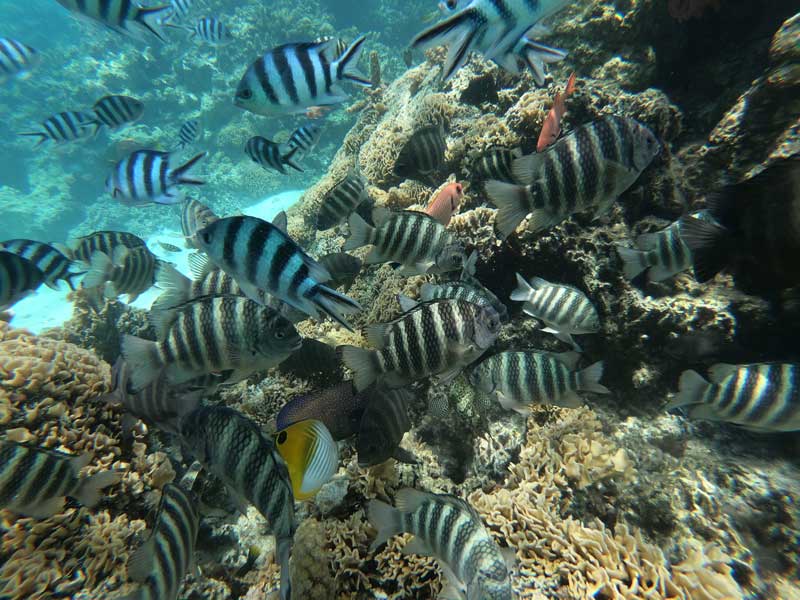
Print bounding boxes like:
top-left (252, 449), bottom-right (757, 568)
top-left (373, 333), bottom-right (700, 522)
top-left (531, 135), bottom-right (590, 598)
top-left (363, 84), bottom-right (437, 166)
top-left (276, 381), bottom-right (366, 440)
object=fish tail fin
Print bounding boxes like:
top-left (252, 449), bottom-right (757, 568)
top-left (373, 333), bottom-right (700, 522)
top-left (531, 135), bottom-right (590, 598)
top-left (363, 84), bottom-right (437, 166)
top-left (153, 262), bottom-right (191, 309)
top-left (343, 212), bottom-right (375, 251)
top-left (518, 38), bottom-right (568, 86)
top-left (338, 345), bottom-right (381, 391)
top-left (576, 361), bottom-right (610, 395)
top-left (82, 251), bottom-right (113, 289)
top-left (679, 215), bottom-right (730, 283)
top-left (18, 131), bottom-right (48, 147)
top-left (75, 470), bottom-right (121, 508)
top-left (411, 9), bottom-right (480, 80)
top-left (277, 537), bottom-right (293, 600)
top-left (510, 272), bottom-right (534, 302)
top-left (120, 334), bottom-right (162, 390)
top-left (335, 35), bottom-right (371, 87)
top-left (665, 370), bottom-right (710, 410)
top-left (135, 4), bottom-right (173, 43)
top-left (64, 270), bottom-right (86, 291)
top-left (485, 180), bottom-right (532, 239)
top-left (313, 285), bottom-right (361, 331)
top-left (283, 146), bottom-right (304, 173)
top-left (367, 499), bottom-right (402, 552)
top-left (171, 152), bottom-right (207, 186)
top-left (615, 245), bottom-right (649, 280)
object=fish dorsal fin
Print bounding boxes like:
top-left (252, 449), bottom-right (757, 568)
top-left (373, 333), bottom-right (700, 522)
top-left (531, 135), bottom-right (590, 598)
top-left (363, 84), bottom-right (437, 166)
top-left (372, 206), bottom-right (393, 227)
top-left (187, 252), bottom-right (211, 280)
top-left (394, 487), bottom-right (433, 513)
top-left (708, 363), bottom-right (738, 383)
top-left (529, 276), bottom-right (550, 289)
top-left (511, 153), bottom-right (545, 186)
top-left (461, 249), bottom-right (478, 279)
top-left (419, 283), bottom-right (436, 302)
top-left (149, 306), bottom-right (178, 340)
top-left (396, 294), bottom-right (419, 312)
top-left (635, 231), bottom-right (661, 250)
top-left (552, 351), bottom-right (581, 370)
top-left (272, 211), bottom-right (288, 233)
top-left (70, 451), bottom-right (94, 472)
top-left (365, 323), bottom-right (391, 349)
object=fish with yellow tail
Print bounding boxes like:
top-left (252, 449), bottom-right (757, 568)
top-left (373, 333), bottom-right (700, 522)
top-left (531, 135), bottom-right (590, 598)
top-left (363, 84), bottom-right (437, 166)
top-left (274, 419), bottom-right (339, 501)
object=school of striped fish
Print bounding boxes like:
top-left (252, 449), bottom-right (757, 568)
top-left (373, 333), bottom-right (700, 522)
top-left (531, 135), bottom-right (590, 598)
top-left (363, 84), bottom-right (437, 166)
top-left (1, 1), bottom-right (798, 599)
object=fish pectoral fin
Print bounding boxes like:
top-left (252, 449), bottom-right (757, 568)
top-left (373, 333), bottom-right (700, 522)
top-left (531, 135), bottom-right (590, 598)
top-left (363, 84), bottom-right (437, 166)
top-left (23, 496), bottom-right (66, 519)
top-left (438, 564), bottom-right (468, 600)
top-left (495, 390), bottom-right (531, 415)
top-left (396, 262), bottom-right (432, 276)
top-left (401, 537), bottom-right (434, 558)
top-left (127, 536), bottom-right (156, 582)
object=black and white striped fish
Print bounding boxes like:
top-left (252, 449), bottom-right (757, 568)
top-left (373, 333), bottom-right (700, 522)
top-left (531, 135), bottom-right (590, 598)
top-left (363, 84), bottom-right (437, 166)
top-left (19, 111), bottom-right (98, 147)
top-left (470, 350), bottom-right (609, 414)
top-left (369, 489), bottom-right (514, 600)
top-left (511, 274), bottom-right (600, 350)
top-left (340, 298), bottom-right (501, 391)
top-left (234, 35), bottom-right (371, 117)
top-left (168, 0), bottom-right (193, 21)
top-left (0, 441), bottom-right (119, 518)
top-left (63, 230), bottom-right (147, 264)
top-left (245, 136), bottom-right (302, 175)
top-left (0, 251), bottom-right (45, 311)
top-left (313, 36), bottom-right (349, 61)
top-left (288, 122), bottom-right (323, 155)
top-left (82, 245), bottom-right (159, 303)
top-left (187, 17), bottom-right (232, 45)
top-left (668, 363), bottom-right (800, 432)
top-left (487, 116), bottom-right (660, 238)
top-left (344, 207), bottom-right (465, 276)
top-left (107, 150), bottom-right (206, 205)
top-left (420, 280), bottom-right (508, 322)
top-left (394, 124), bottom-right (446, 181)
top-left (0, 239), bottom-right (81, 290)
top-left (195, 216), bottom-right (362, 330)
top-left (122, 295), bottom-right (301, 390)
top-left (316, 172), bottom-right (368, 230)
top-left (318, 252), bottom-right (362, 291)
top-left (181, 198), bottom-right (219, 249)
top-left (93, 95), bottom-right (144, 131)
top-left (356, 387), bottom-right (416, 467)
top-left (121, 483), bottom-right (199, 600)
top-left (177, 119), bottom-right (201, 148)
top-left (180, 405), bottom-right (296, 600)
top-left (470, 146), bottom-right (522, 182)
top-left (55, 0), bottom-right (173, 43)
top-left (0, 37), bottom-right (40, 83)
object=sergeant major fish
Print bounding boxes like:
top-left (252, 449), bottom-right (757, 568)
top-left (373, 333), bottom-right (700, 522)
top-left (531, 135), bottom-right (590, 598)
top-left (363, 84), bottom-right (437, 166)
top-left (318, 252), bottom-right (362, 291)
top-left (0, 239), bottom-right (82, 290)
top-left (288, 122), bottom-right (323, 156)
top-left (470, 146), bottom-right (522, 183)
top-left (93, 95), bottom-right (144, 131)
top-left (185, 17), bottom-right (233, 45)
top-left (394, 124), bottom-right (446, 183)
top-left (316, 172), bottom-right (368, 230)
top-left (107, 150), bottom-right (206, 205)
top-left (19, 111), bottom-right (98, 146)
top-left (357, 387), bottom-right (416, 467)
top-left (0, 37), bottom-right (40, 83)
top-left (62, 230), bottom-right (147, 264)
top-left (181, 198), bottom-right (219, 249)
top-left (82, 245), bottom-right (160, 303)
top-left (245, 136), bottom-right (303, 175)
top-left (55, 0), bottom-right (173, 43)
top-left (177, 119), bottom-right (201, 149)
top-left (0, 251), bottom-right (45, 311)
top-left (419, 279), bottom-right (508, 323)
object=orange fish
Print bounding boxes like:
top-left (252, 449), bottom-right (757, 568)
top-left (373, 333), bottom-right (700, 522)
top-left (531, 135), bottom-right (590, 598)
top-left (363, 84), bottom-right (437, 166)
top-left (305, 106), bottom-right (331, 119)
top-left (425, 182), bottom-right (464, 226)
top-left (536, 72), bottom-right (577, 153)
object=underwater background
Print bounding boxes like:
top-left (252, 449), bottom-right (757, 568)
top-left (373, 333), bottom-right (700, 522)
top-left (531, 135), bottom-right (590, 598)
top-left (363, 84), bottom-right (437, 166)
top-left (0, 0), bottom-right (799, 599)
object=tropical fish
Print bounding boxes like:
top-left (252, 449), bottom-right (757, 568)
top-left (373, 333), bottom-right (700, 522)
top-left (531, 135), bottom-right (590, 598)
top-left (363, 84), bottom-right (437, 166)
top-left (19, 111), bottom-right (98, 146)
top-left (368, 489), bottom-right (514, 600)
top-left (470, 146), bottom-right (522, 183)
top-left (0, 441), bottom-right (119, 518)
top-left (121, 295), bottom-right (301, 390)
top-left (234, 36), bottom-right (371, 117)
top-left (537, 72), bottom-right (576, 152)
top-left (167, 0), bottom-right (193, 21)
top-left (339, 298), bottom-right (501, 391)
top-left (82, 246), bottom-right (159, 303)
top-left (180, 405), bottom-right (295, 600)
top-left (245, 136), bottom-right (302, 175)
top-left (419, 280), bottom-right (508, 323)
top-left (288, 122), bottom-right (323, 156)
top-left (667, 363), bottom-right (800, 432)
top-left (62, 230), bottom-right (147, 264)
top-left (344, 207), bottom-right (466, 276)
top-left (316, 172), bottom-right (368, 230)
top-left (313, 36), bottom-right (349, 61)
top-left (394, 124), bottom-right (446, 182)
top-left (510, 274), bottom-right (600, 350)
top-left (92, 95), bottom-right (144, 131)
top-left (181, 198), bottom-right (219, 248)
top-left (356, 387), bottom-right (416, 467)
top-left (274, 419), bottom-right (339, 500)
top-left (469, 350), bottom-right (609, 414)
top-left (0, 37), bottom-right (40, 83)
top-left (0, 251), bottom-right (45, 310)
top-left (195, 216), bottom-right (362, 330)
top-left (177, 119), bottom-right (201, 149)
top-left (186, 17), bottom-right (232, 45)
top-left (277, 338), bottom-right (343, 387)
top-left (157, 241), bottom-right (182, 253)
top-left (425, 182), bottom-right (463, 226)
top-left (54, 0), bottom-right (173, 43)
top-left (276, 381), bottom-right (367, 440)
top-left (486, 116), bottom-right (660, 238)
top-left (120, 483), bottom-right (199, 600)
top-left (0, 239), bottom-right (81, 290)
top-left (317, 252), bottom-right (362, 291)
top-left (107, 150), bottom-right (206, 205)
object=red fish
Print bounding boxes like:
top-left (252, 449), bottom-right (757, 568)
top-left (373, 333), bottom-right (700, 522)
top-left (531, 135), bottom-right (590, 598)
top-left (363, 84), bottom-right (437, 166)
top-left (425, 182), bottom-right (464, 226)
top-left (536, 72), bottom-right (577, 153)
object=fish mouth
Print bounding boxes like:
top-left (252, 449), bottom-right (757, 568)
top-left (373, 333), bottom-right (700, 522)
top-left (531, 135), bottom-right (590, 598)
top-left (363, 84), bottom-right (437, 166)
top-left (290, 337), bottom-right (303, 352)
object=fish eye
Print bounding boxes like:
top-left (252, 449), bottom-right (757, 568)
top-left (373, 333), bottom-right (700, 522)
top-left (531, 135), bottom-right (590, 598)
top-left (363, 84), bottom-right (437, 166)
top-left (239, 88), bottom-right (253, 100)
top-left (277, 431), bottom-right (287, 444)
top-left (275, 330), bottom-right (285, 340)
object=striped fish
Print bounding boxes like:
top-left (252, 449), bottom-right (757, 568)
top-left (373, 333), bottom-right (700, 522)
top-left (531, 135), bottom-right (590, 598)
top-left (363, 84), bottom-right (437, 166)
top-left (19, 111), bottom-right (98, 146)
top-left (0, 251), bottom-right (44, 311)
top-left (245, 136), bottom-right (302, 175)
top-left (234, 35), bottom-right (371, 117)
top-left (486, 116), bottom-right (660, 238)
top-left (121, 295), bottom-right (301, 390)
top-left (288, 122), bottom-right (323, 155)
top-left (107, 150), bottom-right (206, 205)
top-left (93, 95), bottom-right (144, 130)
top-left (420, 280), bottom-right (508, 322)
top-left (55, 0), bottom-right (173, 43)
top-left (394, 124), bottom-right (446, 182)
top-left (412, 0), bottom-right (568, 82)
top-left (274, 419), bottom-right (339, 500)
top-left (181, 198), bottom-right (219, 249)
top-left (168, 0), bottom-right (193, 21)
top-left (276, 381), bottom-right (366, 441)
top-left (195, 216), bottom-right (362, 330)
top-left (121, 484), bottom-right (199, 600)
top-left (369, 489), bottom-right (514, 600)
top-left (511, 273), bottom-right (600, 350)
top-left (469, 350), bottom-right (609, 414)
top-left (667, 363), bottom-right (800, 432)
top-left (344, 207), bottom-right (466, 276)
top-left (356, 387), bottom-right (415, 467)
top-left (318, 252), bottom-right (362, 291)
top-left (188, 17), bottom-right (232, 45)
top-left (470, 146), bottom-right (522, 182)
top-left (313, 36), bottom-right (349, 61)
top-left (177, 119), bottom-right (201, 149)
top-left (82, 246), bottom-right (159, 303)
top-left (316, 172), bottom-right (368, 230)
top-left (158, 242), bottom-right (182, 253)
top-left (339, 298), bottom-right (501, 391)
top-left (0, 441), bottom-right (119, 518)
top-left (0, 239), bottom-right (81, 290)
top-left (0, 37), bottom-right (40, 82)
top-left (180, 405), bottom-right (296, 600)
top-left (63, 230), bottom-right (147, 264)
